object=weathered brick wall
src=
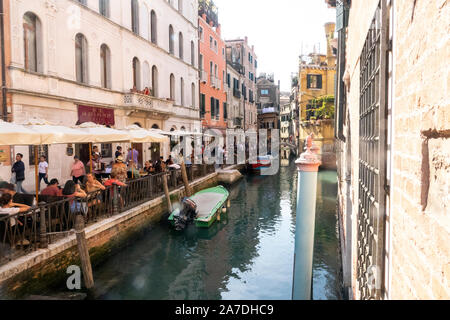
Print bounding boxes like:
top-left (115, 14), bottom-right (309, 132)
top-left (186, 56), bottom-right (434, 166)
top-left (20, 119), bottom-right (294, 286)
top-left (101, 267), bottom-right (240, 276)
top-left (340, 0), bottom-right (449, 299)
top-left (390, 0), bottom-right (449, 300)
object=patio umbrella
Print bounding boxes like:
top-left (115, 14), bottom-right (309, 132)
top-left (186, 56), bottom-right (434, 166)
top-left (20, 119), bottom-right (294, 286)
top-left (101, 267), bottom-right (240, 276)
top-left (124, 125), bottom-right (169, 144)
top-left (74, 122), bottom-right (131, 143)
top-left (0, 120), bottom-right (41, 145)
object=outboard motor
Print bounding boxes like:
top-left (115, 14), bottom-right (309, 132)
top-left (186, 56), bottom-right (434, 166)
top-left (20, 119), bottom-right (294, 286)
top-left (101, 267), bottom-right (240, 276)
top-left (173, 197), bottom-right (198, 231)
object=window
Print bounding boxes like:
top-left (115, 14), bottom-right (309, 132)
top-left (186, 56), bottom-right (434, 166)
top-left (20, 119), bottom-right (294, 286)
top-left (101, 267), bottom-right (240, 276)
top-left (132, 57), bottom-right (141, 90)
top-left (214, 40), bottom-right (217, 52)
top-left (152, 65), bottom-right (158, 97)
top-left (178, 0), bottom-right (183, 14)
top-left (200, 94), bottom-right (205, 118)
top-left (215, 99), bottom-right (220, 120)
top-left (101, 144), bottom-right (112, 158)
top-left (223, 102), bottom-right (228, 119)
top-left (100, 44), bottom-right (111, 89)
top-left (178, 32), bottom-right (184, 59)
top-left (227, 73), bottom-right (230, 87)
top-left (191, 41), bottom-right (195, 66)
top-left (255, 60), bottom-right (258, 68)
top-left (260, 89), bottom-right (269, 95)
top-left (209, 36), bottom-right (213, 49)
top-left (75, 33), bottom-right (88, 84)
top-left (199, 26), bottom-right (203, 42)
top-left (210, 97), bottom-right (215, 118)
top-left (99, 0), bottom-right (110, 18)
top-left (169, 25), bottom-right (174, 54)
top-left (23, 12), bottom-right (42, 73)
top-left (29, 145), bottom-right (48, 166)
top-left (150, 10), bottom-right (157, 44)
top-left (199, 54), bottom-right (203, 70)
top-left (191, 83), bottom-right (196, 108)
top-left (141, 3), bottom-right (149, 40)
top-left (307, 74), bottom-right (323, 89)
top-left (131, 0), bottom-right (139, 35)
top-left (170, 74), bottom-right (175, 100)
top-left (180, 77), bottom-right (185, 106)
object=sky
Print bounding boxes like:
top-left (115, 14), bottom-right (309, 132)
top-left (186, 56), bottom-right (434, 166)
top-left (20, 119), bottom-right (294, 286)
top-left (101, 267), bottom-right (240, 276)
top-left (214, 0), bottom-right (336, 92)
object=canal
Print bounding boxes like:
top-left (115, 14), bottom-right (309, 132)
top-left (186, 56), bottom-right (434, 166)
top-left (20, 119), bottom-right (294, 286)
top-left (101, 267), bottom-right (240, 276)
top-left (88, 162), bottom-right (341, 300)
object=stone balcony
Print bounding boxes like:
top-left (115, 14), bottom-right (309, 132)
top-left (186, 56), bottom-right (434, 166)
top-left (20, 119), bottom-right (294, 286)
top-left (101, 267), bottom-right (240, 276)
top-left (123, 92), bottom-right (174, 115)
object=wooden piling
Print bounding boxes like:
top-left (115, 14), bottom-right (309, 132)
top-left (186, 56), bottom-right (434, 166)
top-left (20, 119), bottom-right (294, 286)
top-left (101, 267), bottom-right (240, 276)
top-left (162, 173), bottom-right (173, 213)
top-left (39, 206), bottom-right (48, 249)
top-left (180, 161), bottom-right (192, 197)
top-left (74, 215), bottom-right (94, 289)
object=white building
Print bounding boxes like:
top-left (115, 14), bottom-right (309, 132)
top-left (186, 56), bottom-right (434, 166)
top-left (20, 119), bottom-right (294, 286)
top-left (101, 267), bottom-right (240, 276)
top-left (0, 0), bottom-right (201, 190)
top-left (225, 64), bottom-right (244, 129)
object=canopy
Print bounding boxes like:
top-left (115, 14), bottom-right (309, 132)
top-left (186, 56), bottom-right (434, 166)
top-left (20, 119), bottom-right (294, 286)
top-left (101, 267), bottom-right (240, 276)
top-left (124, 125), bottom-right (169, 143)
top-left (22, 119), bottom-right (93, 145)
top-left (74, 122), bottom-right (130, 143)
top-left (0, 120), bottom-right (41, 145)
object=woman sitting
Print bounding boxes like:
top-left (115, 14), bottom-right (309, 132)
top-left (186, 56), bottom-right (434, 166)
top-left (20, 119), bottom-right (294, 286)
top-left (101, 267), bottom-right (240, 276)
top-left (0, 193), bottom-right (30, 227)
top-left (62, 180), bottom-right (87, 215)
top-left (143, 161), bottom-right (155, 175)
top-left (85, 173), bottom-right (106, 207)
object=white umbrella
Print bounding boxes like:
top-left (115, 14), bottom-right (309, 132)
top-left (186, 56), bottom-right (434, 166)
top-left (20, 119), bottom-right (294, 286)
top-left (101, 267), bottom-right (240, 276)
top-left (74, 122), bottom-right (131, 143)
top-left (124, 125), bottom-right (169, 143)
top-left (0, 120), bottom-right (41, 145)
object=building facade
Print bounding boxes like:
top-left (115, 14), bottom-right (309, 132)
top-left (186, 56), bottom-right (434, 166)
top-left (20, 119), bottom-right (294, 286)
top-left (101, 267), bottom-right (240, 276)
top-left (256, 73), bottom-right (280, 130)
top-left (225, 37), bottom-right (257, 130)
top-left (329, 0), bottom-right (450, 299)
top-left (0, 0), bottom-right (201, 190)
top-left (280, 92), bottom-right (292, 163)
top-left (198, 0), bottom-right (227, 133)
top-left (225, 63), bottom-right (245, 129)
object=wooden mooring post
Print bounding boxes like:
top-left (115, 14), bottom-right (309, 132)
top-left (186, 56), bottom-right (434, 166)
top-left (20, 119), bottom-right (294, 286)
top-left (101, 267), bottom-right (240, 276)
top-left (162, 172), bottom-right (173, 213)
top-left (180, 161), bottom-right (193, 197)
top-left (74, 215), bottom-right (94, 290)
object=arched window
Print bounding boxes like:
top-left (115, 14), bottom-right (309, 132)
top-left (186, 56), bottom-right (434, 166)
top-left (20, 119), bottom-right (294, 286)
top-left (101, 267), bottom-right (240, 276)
top-left (180, 77), bottom-right (185, 106)
top-left (178, 32), bottom-right (184, 59)
top-left (75, 33), bottom-right (88, 84)
top-left (143, 61), bottom-right (150, 89)
top-left (131, 0), bottom-right (139, 35)
top-left (152, 65), bottom-right (158, 97)
top-left (191, 83), bottom-right (195, 108)
top-left (150, 10), bottom-right (157, 44)
top-left (152, 124), bottom-right (159, 129)
top-left (169, 25), bottom-right (174, 54)
top-left (170, 74), bottom-right (175, 101)
top-left (100, 44), bottom-right (111, 89)
top-left (190, 41), bottom-right (195, 66)
top-left (99, 0), bottom-right (110, 17)
top-left (140, 3), bottom-right (149, 40)
top-left (132, 57), bottom-right (141, 90)
top-left (23, 12), bottom-right (42, 72)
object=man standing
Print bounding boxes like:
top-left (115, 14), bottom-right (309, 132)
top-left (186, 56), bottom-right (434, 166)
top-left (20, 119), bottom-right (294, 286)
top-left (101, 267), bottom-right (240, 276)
top-left (115, 146), bottom-right (123, 159)
top-left (127, 147), bottom-right (139, 167)
top-left (12, 153), bottom-right (27, 193)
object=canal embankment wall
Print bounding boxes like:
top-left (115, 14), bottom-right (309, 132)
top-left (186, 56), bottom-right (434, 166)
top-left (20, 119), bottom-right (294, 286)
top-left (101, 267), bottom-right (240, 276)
top-left (0, 172), bottom-right (219, 299)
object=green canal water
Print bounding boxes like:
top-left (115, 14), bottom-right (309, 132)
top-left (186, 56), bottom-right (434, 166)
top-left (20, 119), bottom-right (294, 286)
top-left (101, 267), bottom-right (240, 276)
top-left (89, 163), bottom-right (341, 300)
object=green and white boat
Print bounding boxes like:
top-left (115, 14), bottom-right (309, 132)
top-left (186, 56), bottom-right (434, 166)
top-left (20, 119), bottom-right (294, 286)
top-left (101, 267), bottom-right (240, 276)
top-left (168, 185), bottom-right (230, 229)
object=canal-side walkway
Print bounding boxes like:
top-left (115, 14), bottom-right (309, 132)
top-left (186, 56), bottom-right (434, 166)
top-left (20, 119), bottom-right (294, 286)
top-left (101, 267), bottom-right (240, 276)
top-left (0, 166), bottom-right (218, 297)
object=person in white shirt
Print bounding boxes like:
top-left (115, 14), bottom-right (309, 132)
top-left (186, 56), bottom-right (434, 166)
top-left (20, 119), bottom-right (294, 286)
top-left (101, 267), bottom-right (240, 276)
top-left (0, 193), bottom-right (30, 227)
top-left (38, 155), bottom-right (49, 191)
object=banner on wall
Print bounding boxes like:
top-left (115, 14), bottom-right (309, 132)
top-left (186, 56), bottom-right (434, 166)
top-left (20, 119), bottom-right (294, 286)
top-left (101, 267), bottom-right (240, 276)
top-left (77, 105), bottom-right (115, 126)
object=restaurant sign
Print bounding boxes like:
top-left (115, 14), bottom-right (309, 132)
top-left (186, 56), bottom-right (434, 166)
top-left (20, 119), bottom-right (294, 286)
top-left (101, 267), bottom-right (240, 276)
top-left (77, 105), bottom-right (115, 126)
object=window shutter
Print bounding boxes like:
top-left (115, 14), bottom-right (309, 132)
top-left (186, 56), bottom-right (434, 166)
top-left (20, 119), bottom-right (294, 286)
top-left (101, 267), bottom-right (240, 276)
top-left (318, 75), bottom-right (323, 89)
top-left (307, 75), bottom-right (311, 89)
top-left (211, 97), bottom-right (215, 117)
top-left (223, 102), bottom-right (227, 119)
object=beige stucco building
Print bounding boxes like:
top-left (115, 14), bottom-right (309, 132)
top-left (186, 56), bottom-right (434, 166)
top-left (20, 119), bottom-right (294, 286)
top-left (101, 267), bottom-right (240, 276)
top-left (0, 0), bottom-right (201, 190)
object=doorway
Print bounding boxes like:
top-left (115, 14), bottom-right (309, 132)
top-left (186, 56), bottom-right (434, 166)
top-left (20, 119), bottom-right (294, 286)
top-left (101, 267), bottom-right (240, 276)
top-left (131, 143), bottom-right (143, 167)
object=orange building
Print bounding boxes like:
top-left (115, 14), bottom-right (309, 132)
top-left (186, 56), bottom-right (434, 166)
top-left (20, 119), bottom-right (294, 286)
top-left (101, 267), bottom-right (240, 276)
top-left (198, 1), bottom-right (227, 133)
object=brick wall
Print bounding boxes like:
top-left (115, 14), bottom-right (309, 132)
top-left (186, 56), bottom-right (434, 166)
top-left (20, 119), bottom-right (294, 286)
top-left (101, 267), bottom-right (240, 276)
top-left (390, 0), bottom-right (449, 299)
top-left (339, 0), bottom-right (449, 299)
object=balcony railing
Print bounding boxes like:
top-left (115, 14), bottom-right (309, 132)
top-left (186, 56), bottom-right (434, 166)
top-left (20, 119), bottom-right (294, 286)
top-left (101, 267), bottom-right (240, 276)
top-left (123, 92), bottom-right (173, 112)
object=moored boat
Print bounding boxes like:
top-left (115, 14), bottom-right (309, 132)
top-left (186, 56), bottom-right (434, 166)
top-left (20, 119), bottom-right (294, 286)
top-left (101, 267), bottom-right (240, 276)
top-left (168, 185), bottom-right (230, 230)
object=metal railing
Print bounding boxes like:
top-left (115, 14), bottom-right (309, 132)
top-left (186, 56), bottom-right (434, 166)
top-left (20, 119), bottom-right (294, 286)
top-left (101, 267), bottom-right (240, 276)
top-left (0, 164), bottom-right (216, 266)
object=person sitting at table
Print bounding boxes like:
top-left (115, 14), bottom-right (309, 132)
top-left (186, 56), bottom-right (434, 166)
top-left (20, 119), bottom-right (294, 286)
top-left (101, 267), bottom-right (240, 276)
top-left (104, 172), bottom-right (127, 187)
top-left (127, 161), bottom-right (141, 179)
top-left (0, 183), bottom-right (35, 206)
top-left (41, 179), bottom-right (62, 197)
top-left (85, 173), bottom-right (106, 193)
top-left (111, 156), bottom-right (127, 184)
top-left (143, 161), bottom-right (155, 175)
top-left (0, 193), bottom-right (30, 227)
top-left (87, 153), bottom-right (103, 178)
top-left (165, 155), bottom-right (174, 166)
top-left (62, 180), bottom-right (87, 215)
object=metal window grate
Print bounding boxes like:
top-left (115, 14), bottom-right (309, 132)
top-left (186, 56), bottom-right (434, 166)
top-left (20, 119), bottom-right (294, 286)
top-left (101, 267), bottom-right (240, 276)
top-left (357, 0), bottom-right (388, 300)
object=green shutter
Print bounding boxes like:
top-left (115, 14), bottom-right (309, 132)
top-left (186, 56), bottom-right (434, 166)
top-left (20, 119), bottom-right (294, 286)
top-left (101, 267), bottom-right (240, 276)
top-left (318, 75), bottom-right (323, 89)
top-left (211, 97), bottom-right (215, 117)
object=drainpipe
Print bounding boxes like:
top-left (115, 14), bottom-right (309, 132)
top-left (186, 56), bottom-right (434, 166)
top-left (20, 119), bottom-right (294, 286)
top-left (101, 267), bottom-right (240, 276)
top-left (292, 134), bottom-right (321, 300)
top-left (0, 0), bottom-right (7, 121)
